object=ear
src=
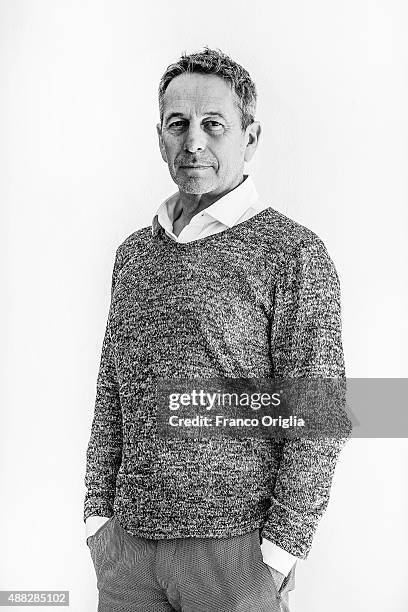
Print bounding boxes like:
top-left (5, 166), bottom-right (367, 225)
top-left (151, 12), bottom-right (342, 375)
top-left (156, 123), bottom-right (168, 164)
top-left (243, 121), bottom-right (261, 163)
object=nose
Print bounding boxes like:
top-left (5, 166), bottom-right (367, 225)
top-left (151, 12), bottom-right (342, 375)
top-left (183, 121), bottom-right (207, 154)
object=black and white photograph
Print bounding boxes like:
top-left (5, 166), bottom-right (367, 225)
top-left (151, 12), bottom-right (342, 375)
top-left (1, 2), bottom-right (407, 611)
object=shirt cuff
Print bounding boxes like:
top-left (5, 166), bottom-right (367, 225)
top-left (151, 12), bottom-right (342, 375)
top-left (85, 515), bottom-right (111, 539)
top-left (260, 537), bottom-right (299, 576)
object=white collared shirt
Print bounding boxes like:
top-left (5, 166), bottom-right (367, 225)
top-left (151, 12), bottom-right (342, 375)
top-left (155, 174), bottom-right (269, 242)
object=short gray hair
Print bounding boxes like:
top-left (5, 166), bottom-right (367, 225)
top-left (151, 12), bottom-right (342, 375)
top-left (158, 47), bottom-right (257, 131)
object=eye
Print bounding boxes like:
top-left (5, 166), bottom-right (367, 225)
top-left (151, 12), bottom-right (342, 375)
top-left (168, 121), bottom-right (185, 128)
top-left (204, 121), bottom-right (223, 130)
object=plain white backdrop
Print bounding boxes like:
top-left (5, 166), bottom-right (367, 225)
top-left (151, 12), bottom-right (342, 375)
top-left (1, 1), bottom-right (407, 610)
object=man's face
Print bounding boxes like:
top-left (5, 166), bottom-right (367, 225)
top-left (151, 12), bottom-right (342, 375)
top-left (157, 73), bottom-right (257, 195)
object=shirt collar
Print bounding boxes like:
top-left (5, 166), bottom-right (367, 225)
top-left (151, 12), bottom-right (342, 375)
top-left (152, 174), bottom-right (259, 237)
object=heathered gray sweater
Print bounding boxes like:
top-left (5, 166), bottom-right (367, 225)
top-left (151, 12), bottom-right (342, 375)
top-left (83, 206), bottom-right (346, 559)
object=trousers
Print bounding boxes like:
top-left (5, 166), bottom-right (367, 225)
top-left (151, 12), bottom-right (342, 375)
top-left (87, 515), bottom-right (296, 612)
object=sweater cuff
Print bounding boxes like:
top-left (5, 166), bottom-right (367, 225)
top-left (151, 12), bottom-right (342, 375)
top-left (261, 496), bottom-right (319, 559)
top-left (83, 498), bottom-right (114, 523)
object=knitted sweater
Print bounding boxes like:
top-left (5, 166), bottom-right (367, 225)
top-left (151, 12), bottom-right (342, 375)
top-left (83, 206), bottom-right (346, 559)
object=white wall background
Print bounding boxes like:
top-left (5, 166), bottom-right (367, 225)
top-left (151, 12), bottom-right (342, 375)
top-left (1, 1), bottom-right (407, 610)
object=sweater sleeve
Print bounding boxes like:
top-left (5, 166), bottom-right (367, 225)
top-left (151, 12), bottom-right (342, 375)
top-left (83, 248), bottom-right (123, 522)
top-left (261, 235), bottom-right (347, 559)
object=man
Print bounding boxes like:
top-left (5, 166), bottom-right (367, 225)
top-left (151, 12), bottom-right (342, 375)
top-left (84, 47), bottom-right (347, 611)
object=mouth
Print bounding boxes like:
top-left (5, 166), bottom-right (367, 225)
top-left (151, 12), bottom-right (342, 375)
top-left (180, 165), bottom-right (212, 170)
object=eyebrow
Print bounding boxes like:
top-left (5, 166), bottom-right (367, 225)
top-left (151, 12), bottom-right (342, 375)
top-left (164, 111), bottom-right (227, 124)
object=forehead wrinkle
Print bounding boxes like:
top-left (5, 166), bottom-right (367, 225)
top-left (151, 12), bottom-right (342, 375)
top-left (163, 94), bottom-right (239, 123)
top-left (166, 91), bottom-right (227, 107)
